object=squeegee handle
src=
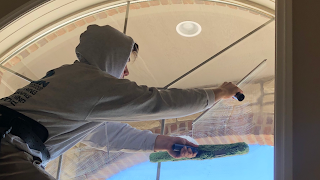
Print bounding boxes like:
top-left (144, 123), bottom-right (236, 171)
top-left (233, 92), bottom-right (245, 101)
top-left (172, 144), bottom-right (198, 153)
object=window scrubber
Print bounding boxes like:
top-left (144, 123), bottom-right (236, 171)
top-left (149, 142), bottom-right (249, 163)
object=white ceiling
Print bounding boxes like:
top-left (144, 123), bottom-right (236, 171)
top-left (125, 3), bottom-right (274, 87)
top-left (170, 21), bottom-right (275, 89)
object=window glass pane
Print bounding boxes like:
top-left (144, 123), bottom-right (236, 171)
top-left (0, 0), bottom-right (275, 179)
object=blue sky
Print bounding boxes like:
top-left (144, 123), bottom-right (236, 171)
top-left (108, 145), bottom-right (274, 180)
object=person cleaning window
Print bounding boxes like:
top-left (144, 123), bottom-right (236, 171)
top-left (0, 25), bottom-right (242, 180)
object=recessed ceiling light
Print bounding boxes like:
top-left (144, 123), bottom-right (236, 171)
top-left (176, 21), bottom-right (202, 37)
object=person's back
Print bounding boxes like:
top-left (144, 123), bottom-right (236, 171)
top-left (0, 25), bottom-right (139, 161)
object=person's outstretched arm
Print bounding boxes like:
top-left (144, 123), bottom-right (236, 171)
top-left (87, 76), bottom-right (242, 122)
top-left (82, 122), bottom-right (198, 158)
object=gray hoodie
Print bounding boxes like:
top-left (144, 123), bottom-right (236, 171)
top-left (0, 25), bottom-right (215, 164)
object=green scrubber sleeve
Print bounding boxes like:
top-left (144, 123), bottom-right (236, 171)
top-left (149, 142), bottom-right (249, 163)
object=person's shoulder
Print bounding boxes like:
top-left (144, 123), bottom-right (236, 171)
top-left (73, 61), bottom-right (117, 78)
top-left (61, 61), bottom-right (98, 71)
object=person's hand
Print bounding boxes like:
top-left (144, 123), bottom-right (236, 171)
top-left (212, 82), bottom-right (243, 102)
top-left (154, 135), bottom-right (198, 159)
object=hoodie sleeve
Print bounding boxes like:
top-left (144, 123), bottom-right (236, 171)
top-left (82, 122), bottom-right (158, 152)
top-left (87, 77), bottom-right (215, 121)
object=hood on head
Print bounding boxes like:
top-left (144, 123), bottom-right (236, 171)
top-left (76, 25), bottom-right (136, 78)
